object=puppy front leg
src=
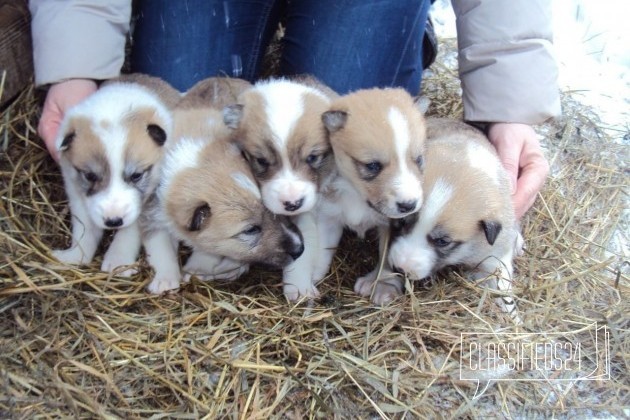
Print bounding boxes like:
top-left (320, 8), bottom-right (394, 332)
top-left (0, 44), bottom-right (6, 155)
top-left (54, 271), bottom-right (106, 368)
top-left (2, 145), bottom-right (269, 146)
top-left (475, 254), bottom-right (521, 324)
top-left (183, 250), bottom-right (249, 282)
top-left (101, 221), bottom-right (142, 276)
top-left (53, 193), bottom-right (102, 265)
top-left (283, 212), bottom-right (319, 301)
top-left (145, 229), bottom-right (181, 294)
top-left (312, 214), bottom-right (344, 282)
top-left (354, 226), bottom-right (404, 305)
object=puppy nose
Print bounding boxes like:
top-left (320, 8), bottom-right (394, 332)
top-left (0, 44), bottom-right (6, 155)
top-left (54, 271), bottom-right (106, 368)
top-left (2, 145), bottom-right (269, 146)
top-left (104, 217), bottom-right (123, 228)
top-left (283, 198), bottom-right (304, 212)
top-left (396, 200), bottom-right (417, 214)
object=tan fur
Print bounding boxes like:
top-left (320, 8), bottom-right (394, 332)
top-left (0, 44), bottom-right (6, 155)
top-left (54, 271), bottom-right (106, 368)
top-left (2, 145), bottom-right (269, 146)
top-left (123, 107), bottom-right (168, 170)
top-left (325, 88), bottom-right (426, 217)
top-left (226, 92), bottom-right (274, 169)
top-left (178, 77), bottom-right (252, 110)
top-left (161, 77), bottom-right (301, 268)
top-left (286, 93), bottom-right (335, 185)
top-left (229, 79), bottom-right (334, 186)
top-left (165, 140), bottom-right (296, 265)
top-left (388, 117), bottom-right (520, 320)
top-left (424, 118), bottom-right (512, 244)
top-left (104, 73), bottom-right (182, 108)
top-left (60, 116), bottom-right (110, 193)
top-left (290, 74), bottom-right (340, 100)
top-left (173, 77), bottom-right (252, 154)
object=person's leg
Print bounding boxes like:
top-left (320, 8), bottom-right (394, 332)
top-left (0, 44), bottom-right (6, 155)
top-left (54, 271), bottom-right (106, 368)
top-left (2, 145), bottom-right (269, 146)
top-left (130, 0), bottom-right (284, 91)
top-left (280, 0), bottom-right (431, 95)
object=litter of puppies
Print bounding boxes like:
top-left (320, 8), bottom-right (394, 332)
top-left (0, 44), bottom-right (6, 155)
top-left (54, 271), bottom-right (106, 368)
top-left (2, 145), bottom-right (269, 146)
top-left (0, 59), bottom-right (626, 417)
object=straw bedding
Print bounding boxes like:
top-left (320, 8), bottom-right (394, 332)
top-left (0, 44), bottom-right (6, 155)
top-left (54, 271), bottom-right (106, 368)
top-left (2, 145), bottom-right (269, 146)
top-left (0, 41), bottom-right (628, 418)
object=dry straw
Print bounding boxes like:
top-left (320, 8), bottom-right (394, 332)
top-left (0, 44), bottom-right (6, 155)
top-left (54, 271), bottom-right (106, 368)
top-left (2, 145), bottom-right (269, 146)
top-left (0, 41), bottom-right (628, 418)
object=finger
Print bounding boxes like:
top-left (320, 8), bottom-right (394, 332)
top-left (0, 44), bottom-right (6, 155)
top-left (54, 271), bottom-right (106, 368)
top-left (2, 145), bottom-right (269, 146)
top-left (496, 142), bottom-right (520, 194)
top-left (513, 161), bottom-right (548, 219)
top-left (38, 112), bottom-right (62, 162)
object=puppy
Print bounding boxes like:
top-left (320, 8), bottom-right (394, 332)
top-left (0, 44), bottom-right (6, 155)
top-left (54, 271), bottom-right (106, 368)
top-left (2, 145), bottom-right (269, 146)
top-left (152, 77), bottom-right (305, 292)
top-left (53, 76), bottom-right (176, 282)
top-left (321, 88), bottom-right (427, 304)
top-left (387, 118), bottom-right (523, 321)
top-left (222, 77), bottom-right (336, 300)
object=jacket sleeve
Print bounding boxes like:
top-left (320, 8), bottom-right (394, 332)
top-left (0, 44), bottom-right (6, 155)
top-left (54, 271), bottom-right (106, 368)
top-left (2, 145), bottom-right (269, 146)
top-left (452, 0), bottom-right (561, 124)
top-left (29, 0), bottom-right (131, 86)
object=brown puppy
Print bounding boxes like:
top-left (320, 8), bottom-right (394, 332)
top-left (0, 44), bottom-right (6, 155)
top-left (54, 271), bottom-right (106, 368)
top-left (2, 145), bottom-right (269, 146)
top-left (222, 77), bottom-right (337, 300)
top-left (388, 118), bottom-right (523, 321)
top-left (151, 77), bottom-right (304, 292)
top-left (321, 88), bottom-right (426, 304)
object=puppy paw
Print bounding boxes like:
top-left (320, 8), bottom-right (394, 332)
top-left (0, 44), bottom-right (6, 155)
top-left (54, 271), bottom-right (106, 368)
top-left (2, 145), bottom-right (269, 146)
top-left (183, 253), bottom-right (249, 282)
top-left (354, 269), bottom-right (403, 305)
top-left (101, 252), bottom-right (138, 277)
top-left (146, 274), bottom-right (180, 294)
top-left (283, 283), bottom-right (320, 302)
top-left (52, 247), bottom-right (93, 266)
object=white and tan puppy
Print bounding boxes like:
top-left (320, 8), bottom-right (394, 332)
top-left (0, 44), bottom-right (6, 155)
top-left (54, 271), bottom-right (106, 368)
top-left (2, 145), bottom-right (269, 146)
top-left (223, 77), bottom-right (336, 215)
top-left (222, 77), bottom-right (336, 300)
top-left (53, 76), bottom-right (177, 282)
top-left (321, 88), bottom-right (426, 304)
top-left (153, 77), bottom-right (305, 292)
top-left (387, 118), bottom-right (523, 320)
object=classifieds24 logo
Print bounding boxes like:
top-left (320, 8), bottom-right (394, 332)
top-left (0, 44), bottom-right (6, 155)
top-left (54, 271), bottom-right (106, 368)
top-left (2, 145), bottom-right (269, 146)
top-left (459, 323), bottom-right (610, 399)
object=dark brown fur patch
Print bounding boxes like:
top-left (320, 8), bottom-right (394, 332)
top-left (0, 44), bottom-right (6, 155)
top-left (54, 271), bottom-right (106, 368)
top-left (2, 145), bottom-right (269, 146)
top-left (231, 86), bottom-right (334, 186)
top-left (60, 116), bottom-right (111, 195)
top-left (286, 92), bottom-right (334, 186)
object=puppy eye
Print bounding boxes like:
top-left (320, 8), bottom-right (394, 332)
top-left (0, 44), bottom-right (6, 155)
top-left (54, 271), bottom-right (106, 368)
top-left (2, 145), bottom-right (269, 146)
top-left (305, 152), bottom-right (327, 169)
top-left (82, 171), bottom-right (100, 183)
top-left (249, 156), bottom-right (270, 177)
top-left (129, 172), bottom-right (144, 183)
top-left (429, 236), bottom-right (452, 248)
top-left (415, 155), bottom-right (424, 168)
top-left (358, 160), bottom-right (383, 181)
top-left (365, 161), bottom-right (382, 174)
top-left (241, 225), bottom-right (261, 235)
top-left (188, 203), bottom-right (211, 232)
top-left (126, 165), bottom-right (152, 184)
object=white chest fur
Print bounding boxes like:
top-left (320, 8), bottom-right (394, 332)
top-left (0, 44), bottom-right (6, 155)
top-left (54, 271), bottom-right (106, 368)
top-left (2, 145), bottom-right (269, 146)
top-left (320, 175), bottom-right (386, 238)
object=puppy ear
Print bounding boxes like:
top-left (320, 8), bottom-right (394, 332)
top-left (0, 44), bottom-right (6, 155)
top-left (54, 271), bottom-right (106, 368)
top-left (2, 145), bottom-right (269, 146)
top-left (322, 110), bottom-right (348, 133)
top-left (188, 203), bottom-right (211, 232)
top-left (58, 131), bottom-right (76, 152)
top-left (479, 220), bottom-right (502, 245)
top-left (147, 124), bottom-right (167, 146)
top-left (223, 104), bottom-right (244, 129)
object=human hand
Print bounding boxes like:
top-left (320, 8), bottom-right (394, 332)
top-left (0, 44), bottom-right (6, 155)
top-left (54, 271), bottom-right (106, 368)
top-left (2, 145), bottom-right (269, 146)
top-left (38, 79), bottom-right (98, 162)
top-left (487, 122), bottom-right (550, 219)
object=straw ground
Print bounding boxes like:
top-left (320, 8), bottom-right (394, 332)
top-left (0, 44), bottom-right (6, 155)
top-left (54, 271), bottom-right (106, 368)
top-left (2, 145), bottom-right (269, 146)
top-left (1, 41), bottom-right (628, 418)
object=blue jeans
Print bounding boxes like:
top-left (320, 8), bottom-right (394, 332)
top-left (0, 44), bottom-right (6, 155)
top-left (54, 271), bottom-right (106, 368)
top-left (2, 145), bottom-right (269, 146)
top-left (130, 0), bottom-right (431, 95)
